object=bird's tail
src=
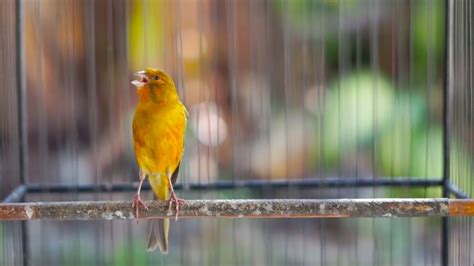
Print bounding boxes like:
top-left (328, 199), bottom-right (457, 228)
top-left (147, 218), bottom-right (169, 254)
top-left (147, 177), bottom-right (170, 254)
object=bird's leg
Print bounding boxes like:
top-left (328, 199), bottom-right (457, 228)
top-left (167, 175), bottom-right (185, 221)
top-left (132, 174), bottom-right (148, 220)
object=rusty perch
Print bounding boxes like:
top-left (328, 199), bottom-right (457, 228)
top-left (0, 199), bottom-right (473, 221)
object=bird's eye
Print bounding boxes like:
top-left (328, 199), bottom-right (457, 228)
top-left (154, 76), bottom-right (160, 80)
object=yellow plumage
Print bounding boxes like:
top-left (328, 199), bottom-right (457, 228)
top-left (131, 68), bottom-right (187, 254)
top-left (133, 98), bottom-right (186, 197)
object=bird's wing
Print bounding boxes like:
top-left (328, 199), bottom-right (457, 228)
top-left (170, 161), bottom-right (180, 185)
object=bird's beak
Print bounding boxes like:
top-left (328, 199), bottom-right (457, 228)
top-left (131, 70), bottom-right (148, 88)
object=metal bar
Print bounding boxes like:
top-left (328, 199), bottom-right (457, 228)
top-left (1, 198), bottom-right (473, 221)
top-left (15, 0), bottom-right (28, 265)
top-left (442, 0), bottom-right (453, 265)
top-left (446, 182), bottom-right (469, 199)
top-left (15, 0), bottom-right (25, 187)
top-left (2, 185), bottom-right (27, 203)
top-left (448, 199), bottom-right (474, 216)
top-left (24, 177), bottom-right (444, 194)
top-left (442, 0), bottom-right (452, 198)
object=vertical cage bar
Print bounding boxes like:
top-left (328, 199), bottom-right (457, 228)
top-left (15, 0), bottom-right (25, 187)
top-left (442, 0), bottom-right (453, 265)
top-left (15, 0), bottom-right (28, 265)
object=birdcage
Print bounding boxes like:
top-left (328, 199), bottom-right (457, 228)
top-left (1, 0), bottom-right (473, 265)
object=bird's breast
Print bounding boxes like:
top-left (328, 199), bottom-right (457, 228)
top-left (132, 102), bottom-right (187, 175)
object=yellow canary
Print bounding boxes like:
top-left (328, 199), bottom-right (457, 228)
top-left (131, 68), bottom-right (187, 254)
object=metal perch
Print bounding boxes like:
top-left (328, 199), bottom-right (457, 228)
top-left (0, 198), bottom-right (473, 221)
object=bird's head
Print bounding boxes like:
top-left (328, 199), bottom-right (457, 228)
top-left (131, 68), bottom-right (178, 103)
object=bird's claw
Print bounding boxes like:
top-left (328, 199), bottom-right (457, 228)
top-left (132, 194), bottom-right (148, 221)
top-left (168, 192), bottom-right (185, 221)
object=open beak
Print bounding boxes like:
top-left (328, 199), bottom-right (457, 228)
top-left (131, 70), bottom-right (149, 88)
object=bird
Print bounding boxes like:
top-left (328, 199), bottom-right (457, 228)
top-left (131, 68), bottom-right (187, 254)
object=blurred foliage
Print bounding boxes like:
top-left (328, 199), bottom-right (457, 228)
top-left (276, 0), bottom-right (338, 22)
top-left (413, 0), bottom-right (445, 84)
top-left (113, 242), bottom-right (148, 266)
top-left (319, 71), bottom-right (394, 167)
top-left (378, 90), bottom-right (443, 178)
top-left (449, 141), bottom-right (474, 195)
top-left (379, 122), bottom-right (443, 178)
top-left (282, 0), bottom-right (448, 189)
top-left (277, 0), bottom-right (445, 88)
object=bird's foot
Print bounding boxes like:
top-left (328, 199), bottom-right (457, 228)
top-left (168, 192), bottom-right (185, 221)
top-left (132, 194), bottom-right (148, 220)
